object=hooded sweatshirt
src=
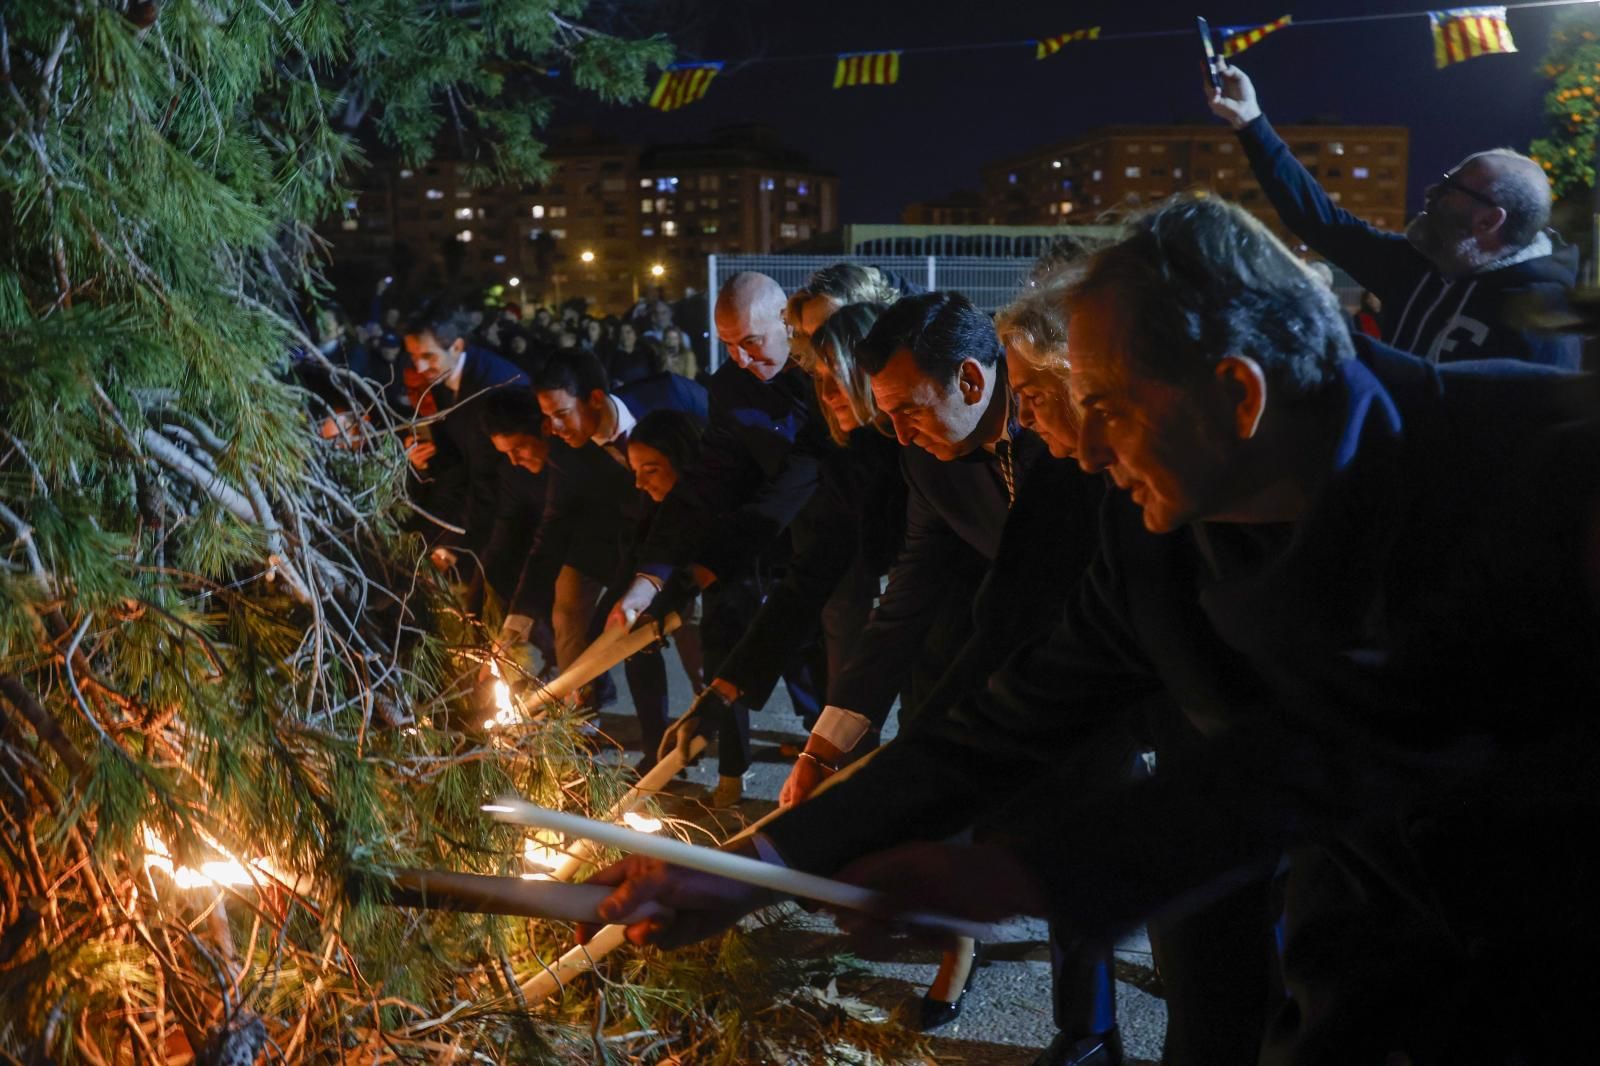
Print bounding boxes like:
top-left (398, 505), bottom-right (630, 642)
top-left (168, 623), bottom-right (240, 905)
top-left (1238, 115), bottom-right (1581, 369)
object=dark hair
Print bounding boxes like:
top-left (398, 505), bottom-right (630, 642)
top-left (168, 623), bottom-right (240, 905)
top-left (481, 386), bottom-right (542, 438)
top-left (532, 349), bottom-right (608, 400)
top-left (1068, 194), bottom-right (1353, 398)
top-left (629, 409), bottom-right (703, 475)
top-left (404, 301), bottom-right (473, 347)
top-left (855, 291), bottom-right (1002, 381)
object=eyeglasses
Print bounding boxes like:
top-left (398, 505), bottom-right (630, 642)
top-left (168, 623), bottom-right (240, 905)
top-left (1428, 171), bottom-right (1498, 211)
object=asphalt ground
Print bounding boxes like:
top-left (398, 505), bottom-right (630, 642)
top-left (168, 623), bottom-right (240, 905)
top-left (587, 651), bottom-right (1169, 1065)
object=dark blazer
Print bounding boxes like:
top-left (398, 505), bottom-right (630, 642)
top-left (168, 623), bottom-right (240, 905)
top-left (636, 360), bottom-right (829, 582)
top-left (766, 340), bottom-right (1596, 949)
top-left (717, 427), bottom-right (908, 702)
top-left (909, 448), bottom-right (1108, 725)
top-left (425, 347), bottom-right (544, 554)
top-left (824, 389), bottom-right (1057, 730)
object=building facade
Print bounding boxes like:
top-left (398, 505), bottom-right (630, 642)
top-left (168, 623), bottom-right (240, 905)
top-left (980, 123), bottom-right (1409, 250)
top-left (323, 127), bottom-right (837, 313)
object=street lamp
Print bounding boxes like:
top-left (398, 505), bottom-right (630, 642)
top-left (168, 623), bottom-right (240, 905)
top-left (579, 249), bottom-right (595, 263)
top-left (508, 276), bottom-right (521, 287)
top-left (650, 263), bottom-right (665, 278)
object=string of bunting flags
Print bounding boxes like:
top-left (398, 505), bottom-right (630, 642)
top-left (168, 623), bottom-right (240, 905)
top-left (644, 0), bottom-right (1569, 110)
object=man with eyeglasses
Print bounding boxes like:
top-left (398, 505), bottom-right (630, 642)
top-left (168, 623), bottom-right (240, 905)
top-left (1207, 56), bottom-right (1581, 369)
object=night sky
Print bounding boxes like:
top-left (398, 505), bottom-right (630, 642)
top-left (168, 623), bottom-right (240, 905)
top-left (559, 0), bottom-right (1566, 224)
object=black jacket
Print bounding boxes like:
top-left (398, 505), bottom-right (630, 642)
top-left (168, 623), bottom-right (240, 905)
top-left (425, 347), bottom-right (544, 554)
top-left (716, 427), bottom-right (907, 700)
top-left (767, 339), bottom-right (1595, 945)
top-left (1238, 115), bottom-right (1581, 368)
top-left (826, 394), bottom-right (1054, 729)
top-left (637, 360), bottom-right (829, 583)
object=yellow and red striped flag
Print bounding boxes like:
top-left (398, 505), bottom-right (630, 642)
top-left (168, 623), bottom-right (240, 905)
top-left (833, 51), bottom-right (902, 88)
top-left (648, 63), bottom-right (722, 111)
top-left (1035, 26), bottom-right (1101, 60)
top-left (1221, 14), bottom-right (1293, 57)
top-left (1430, 7), bottom-right (1516, 68)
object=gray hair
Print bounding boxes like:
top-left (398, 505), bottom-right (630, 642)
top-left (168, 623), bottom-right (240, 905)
top-left (1068, 194), bottom-right (1354, 399)
top-left (1473, 148), bottom-right (1552, 249)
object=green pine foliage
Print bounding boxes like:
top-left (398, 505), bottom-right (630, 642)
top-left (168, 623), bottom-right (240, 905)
top-left (1529, 10), bottom-right (1600, 197)
top-left (0, 3), bottom-right (920, 1062)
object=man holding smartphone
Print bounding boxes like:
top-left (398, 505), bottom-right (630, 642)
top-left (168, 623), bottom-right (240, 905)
top-left (1204, 56), bottom-right (1580, 368)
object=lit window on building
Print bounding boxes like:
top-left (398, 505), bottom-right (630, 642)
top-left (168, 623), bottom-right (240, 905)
top-left (1352, 167), bottom-right (1370, 179)
top-left (455, 188), bottom-right (471, 198)
top-left (641, 199), bottom-right (654, 214)
top-left (1060, 201), bottom-right (1073, 215)
top-left (425, 189), bottom-right (444, 200)
top-left (1008, 173), bottom-right (1018, 185)
top-left (1052, 160), bottom-right (1062, 169)
top-left (531, 205), bottom-right (545, 218)
top-left (455, 207), bottom-right (473, 220)
top-left (549, 206), bottom-right (568, 218)
top-left (1330, 192), bottom-right (1342, 202)
top-left (785, 200), bottom-right (798, 213)
top-left (641, 226), bottom-right (655, 237)
top-left (1125, 166), bottom-right (1141, 178)
top-left (797, 182), bottom-right (809, 196)
top-left (780, 222), bottom-right (798, 238)
top-left (702, 222), bottom-right (719, 235)
top-left (400, 169), bottom-right (414, 179)
top-left (656, 177), bottom-right (679, 192)
top-left (662, 220), bottom-right (678, 236)
top-left (1218, 142), bottom-right (1235, 154)
top-left (456, 230), bottom-right (473, 242)
top-left (550, 228), bottom-right (566, 239)
top-left (761, 178), bottom-right (776, 191)
top-left (493, 254), bottom-right (506, 264)
top-left (1092, 169), bottom-right (1103, 182)
top-left (340, 219), bottom-right (358, 231)
top-left (1329, 142), bottom-right (1346, 156)
top-left (640, 178), bottom-right (653, 188)
top-left (529, 227), bottom-right (543, 239)
top-left (1174, 167), bottom-right (1183, 179)
top-left (1049, 203), bottom-right (1058, 215)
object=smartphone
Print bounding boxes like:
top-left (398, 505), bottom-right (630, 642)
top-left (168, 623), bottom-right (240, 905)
top-left (1197, 16), bottom-right (1222, 94)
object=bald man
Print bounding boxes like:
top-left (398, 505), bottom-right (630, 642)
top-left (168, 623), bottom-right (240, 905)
top-left (1208, 58), bottom-right (1581, 369)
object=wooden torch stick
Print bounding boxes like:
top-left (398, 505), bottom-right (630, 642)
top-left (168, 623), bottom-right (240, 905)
top-left (520, 749), bottom-right (882, 1002)
top-left (532, 612), bottom-right (683, 706)
top-left (545, 734), bottom-right (708, 882)
top-left (485, 798), bottom-right (993, 942)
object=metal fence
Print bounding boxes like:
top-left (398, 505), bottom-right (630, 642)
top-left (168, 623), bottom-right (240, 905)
top-left (706, 254), bottom-right (1037, 369)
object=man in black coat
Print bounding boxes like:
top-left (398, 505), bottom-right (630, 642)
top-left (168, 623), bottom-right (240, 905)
top-left (403, 307), bottom-right (544, 611)
top-left (580, 197), bottom-right (1598, 1065)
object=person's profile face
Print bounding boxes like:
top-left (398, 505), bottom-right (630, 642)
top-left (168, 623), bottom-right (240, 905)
top-left (812, 357), bottom-right (861, 434)
top-left (869, 349), bottom-right (987, 460)
top-left (1067, 299), bottom-right (1234, 534)
top-left (404, 331), bottom-right (458, 383)
top-left (628, 441), bottom-right (678, 502)
top-left (490, 431), bottom-right (546, 474)
top-left (715, 303), bottom-right (788, 382)
top-left (1008, 344), bottom-right (1079, 460)
top-left (537, 387), bottom-right (597, 447)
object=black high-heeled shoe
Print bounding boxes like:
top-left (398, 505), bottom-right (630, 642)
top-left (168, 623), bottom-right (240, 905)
top-left (917, 939), bottom-right (981, 1030)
